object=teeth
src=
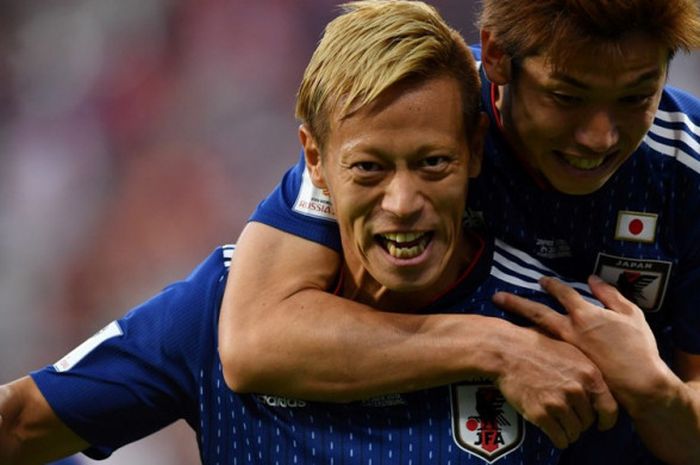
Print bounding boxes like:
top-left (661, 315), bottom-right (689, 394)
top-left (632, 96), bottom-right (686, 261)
top-left (386, 242), bottom-right (425, 259)
top-left (561, 154), bottom-right (606, 170)
top-left (381, 232), bottom-right (429, 259)
top-left (382, 232), bottom-right (422, 243)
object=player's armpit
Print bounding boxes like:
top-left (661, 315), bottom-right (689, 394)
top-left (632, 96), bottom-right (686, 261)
top-left (0, 376), bottom-right (88, 465)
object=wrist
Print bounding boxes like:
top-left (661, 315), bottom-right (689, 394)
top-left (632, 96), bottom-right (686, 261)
top-left (618, 362), bottom-right (684, 419)
top-left (463, 318), bottom-right (529, 381)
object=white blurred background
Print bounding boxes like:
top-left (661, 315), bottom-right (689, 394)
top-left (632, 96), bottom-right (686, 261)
top-left (0, 1), bottom-right (697, 464)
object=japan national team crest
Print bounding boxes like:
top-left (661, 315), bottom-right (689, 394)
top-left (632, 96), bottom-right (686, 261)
top-left (594, 253), bottom-right (672, 312)
top-left (450, 380), bottom-right (524, 463)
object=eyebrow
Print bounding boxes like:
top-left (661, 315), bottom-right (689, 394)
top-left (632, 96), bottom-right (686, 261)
top-left (552, 68), bottom-right (663, 90)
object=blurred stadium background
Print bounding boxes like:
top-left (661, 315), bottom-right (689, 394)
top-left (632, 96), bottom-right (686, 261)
top-left (0, 1), bottom-right (697, 464)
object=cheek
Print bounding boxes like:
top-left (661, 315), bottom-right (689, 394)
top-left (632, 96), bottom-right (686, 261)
top-left (436, 184), bottom-right (468, 229)
top-left (528, 105), bottom-right (569, 135)
top-left (518, 91), bottom-right (572, 136)
top-left (618, 112), bottom-right (654, 145)
top-left (337, 201), bottom-right (374, 243)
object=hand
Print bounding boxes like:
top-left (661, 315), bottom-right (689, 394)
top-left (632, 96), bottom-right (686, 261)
top-left (492, 323), bottom-right (618, 449)
top-left (494, 275), bottom-right (672, 414)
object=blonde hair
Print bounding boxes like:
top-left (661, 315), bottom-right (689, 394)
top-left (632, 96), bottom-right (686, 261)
top-left (479, 0), bottom-right (700, 68)
top-left (296, 0), bottom-right (480, 148)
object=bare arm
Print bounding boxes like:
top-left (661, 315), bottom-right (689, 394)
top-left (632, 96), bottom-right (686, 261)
top-left (494, 276), bottom-right (700, 465)
top-left (0, 376), bottom-right (88, 465)
top-left (218, 222), bottom-right (618, 448)
top-left (629, 349), bottom-right (700, 465)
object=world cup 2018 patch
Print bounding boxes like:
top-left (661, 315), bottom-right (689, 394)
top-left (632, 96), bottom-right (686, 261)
top-left (594, 253), bottom-right (672, 312)
top-left (450, 381), bottom-right (524, 463)
top-left (292, 168), bottom-right (336, 221)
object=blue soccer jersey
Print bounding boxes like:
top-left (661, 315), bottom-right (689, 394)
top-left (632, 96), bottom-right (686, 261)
top-left (250, 46), bottom-right (700, 357)
top-left (30, 243), bottom-right (650, 465)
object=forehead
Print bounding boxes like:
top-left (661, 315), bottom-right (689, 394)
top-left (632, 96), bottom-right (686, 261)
top-left (526, 34), bottom-right (668, 88)
top-left (326, 74), bottom-right (469, 155)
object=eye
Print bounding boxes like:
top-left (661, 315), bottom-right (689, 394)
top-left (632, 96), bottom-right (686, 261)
top-left (618, 94), bottom-right (654, 106)
top-left (348, 160), bottom-right (386, 184)
top-left (351, 161), bottom-right (383, 173)
top-left (418, 156), bottom-right (455, 179)
top-left (420, 155), bottom-right (450, 170)
top-left (551, 92), bottom-right (583, 105)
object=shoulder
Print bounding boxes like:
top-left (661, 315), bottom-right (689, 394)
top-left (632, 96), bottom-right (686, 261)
top-left (137, 244), bottom-right (234, 337)
top-left (643, 86), bottom-right (700, 176)
top-left (155, 244), bottom-right (234, 308)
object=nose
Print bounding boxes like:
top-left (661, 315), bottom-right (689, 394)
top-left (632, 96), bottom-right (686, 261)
top-left (381, 171), bottom-right (424, 219)
top-left (574, 109), bottom-right (619, 154)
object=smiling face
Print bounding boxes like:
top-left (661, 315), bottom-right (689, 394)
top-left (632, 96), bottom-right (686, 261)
top-left (302, 74), bottom-right (485, 303)
top-left (486, 33), bottom-right (668, 195)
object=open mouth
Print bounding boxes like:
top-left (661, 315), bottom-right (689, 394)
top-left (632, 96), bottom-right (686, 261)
top-left (376, 231), bottom-right (433, 259)
top-left (554, 151), bottom-right (616, 171)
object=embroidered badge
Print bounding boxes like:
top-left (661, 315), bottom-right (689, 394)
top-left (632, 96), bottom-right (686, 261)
top-left (292, 168), bottom-right (336, 221)
top-left (614, 211), bottom-right (657, 243)
top-left (451, 380), bottom-right (524, 463)
top-left (594, 253), bottom-right (672, 312)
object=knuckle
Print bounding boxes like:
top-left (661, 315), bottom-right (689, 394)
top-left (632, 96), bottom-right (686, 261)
top-left (524, 404), bottom-right (549, 426)
top-left (541, 397), bottom-right (568, 417)
top-left (579, 363), bottom-right (602, 383)
top-left (567, 429), bottom-right (581, 444)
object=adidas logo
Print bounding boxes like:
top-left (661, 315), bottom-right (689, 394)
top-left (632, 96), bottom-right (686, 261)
top-left (256, 395), bottom-right (307, 408)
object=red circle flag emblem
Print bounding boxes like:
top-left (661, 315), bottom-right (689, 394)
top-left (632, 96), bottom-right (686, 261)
top-left (628, 218), bottom-right (644, 236)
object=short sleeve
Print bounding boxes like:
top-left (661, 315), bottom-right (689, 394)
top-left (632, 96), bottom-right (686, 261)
top-left (249, 150), bottom-right (341, 251)
top-left (31, 248), bottom-right (227, 459)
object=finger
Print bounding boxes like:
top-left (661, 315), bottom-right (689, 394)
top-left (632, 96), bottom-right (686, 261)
top-left (553, 409), bottom-right (583, 446)
top-left (588, 275), bottom-right (637, 315)
top-left (590, 384), bottom-right (619, 431)
top-left (539, 277), bottom-right (590, 311)
top-left (493, 292), bottom-right (568, 337)
top-left (569, 392), bottom-right (596, 432)
top-left (525, 411), bottom-right (569, 449)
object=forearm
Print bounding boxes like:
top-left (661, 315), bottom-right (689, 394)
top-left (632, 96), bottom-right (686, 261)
top-left (0, 382), bottom-right (19, 464)
top-left (494, 278), bottom-right (700, 464)
top-left (221, 289), bottom-right (512, 401)
top-left (220, 222), bottom-right (512, 401)
top-left (0, 377), bottom-right (88, 465)
top-left (620, 373), bottom-right (700, 465)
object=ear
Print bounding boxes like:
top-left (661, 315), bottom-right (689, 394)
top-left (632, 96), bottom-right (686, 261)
top-left (467, 113), bottom-right (489, 179)
top-left (480, 29), bottom-right (513, 85)
top-left (299, 124), bottom-right (327, 189)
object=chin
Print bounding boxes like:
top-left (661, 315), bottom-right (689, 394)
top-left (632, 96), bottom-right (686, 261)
top-left (553, 179), bottom-right (610, 195)
top-left (378, 273), bottom-right (436, 293)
